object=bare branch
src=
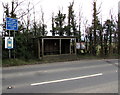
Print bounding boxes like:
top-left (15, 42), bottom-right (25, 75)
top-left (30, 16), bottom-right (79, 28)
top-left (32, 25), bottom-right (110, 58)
top-left (97, 2), bottom-right (102, 14)
top-left (13, 0), bottom-right (26, 13)
top-left (18, 0), bottom-right (42, 19)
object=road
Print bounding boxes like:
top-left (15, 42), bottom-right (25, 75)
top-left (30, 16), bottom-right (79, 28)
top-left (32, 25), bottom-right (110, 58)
top-left (2, 59), bottom-right (118, 93)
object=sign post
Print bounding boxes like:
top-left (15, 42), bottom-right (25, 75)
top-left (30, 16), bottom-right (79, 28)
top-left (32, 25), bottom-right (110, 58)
top-left (9, 30), bottom-right (11, 58)
top-left (6, 17), bottom-right (18, 59)
top-left (5, 37), bottom-right (14, 58)
top-left (14, 30), bottom-right (15, 58)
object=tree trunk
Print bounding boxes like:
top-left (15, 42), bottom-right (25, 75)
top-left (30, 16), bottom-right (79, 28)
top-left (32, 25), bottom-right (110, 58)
top-left (93, 1), bottom-right (97, 56)
top-left (109, 26), bottom-right (112, 55)
top-left (100, 27), bottom-right (103, 56)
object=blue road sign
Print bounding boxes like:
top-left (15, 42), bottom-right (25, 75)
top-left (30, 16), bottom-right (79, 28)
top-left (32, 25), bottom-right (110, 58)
top-left (6, 17), bottom-right (18, 31)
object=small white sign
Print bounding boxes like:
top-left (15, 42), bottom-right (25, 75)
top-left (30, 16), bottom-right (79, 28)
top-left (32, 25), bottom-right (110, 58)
top-left (76, 42), bottom-right (86, 49)
top-left (5, 37), bottom-right (13, 49)
top-left (76, 43), bottom-right (80, 49)
top-left (80, 42), bottom-right (85, 49)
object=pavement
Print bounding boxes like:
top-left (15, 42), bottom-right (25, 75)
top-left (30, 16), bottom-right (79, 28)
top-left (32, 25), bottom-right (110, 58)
top-left (2, 59), bottom-right (119, 93)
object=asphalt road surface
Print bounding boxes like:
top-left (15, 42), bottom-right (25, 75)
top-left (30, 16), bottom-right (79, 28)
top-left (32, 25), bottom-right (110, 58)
top-left (2, 59), bottom-right (118, 93)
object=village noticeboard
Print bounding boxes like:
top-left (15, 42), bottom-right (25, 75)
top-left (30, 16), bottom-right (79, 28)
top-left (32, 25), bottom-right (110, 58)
top-left (6, 17), bottom-right (18, 31)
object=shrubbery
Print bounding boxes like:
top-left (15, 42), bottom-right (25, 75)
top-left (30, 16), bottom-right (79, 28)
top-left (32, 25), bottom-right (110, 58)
top-left (2, 32), bottom-right (35, 60)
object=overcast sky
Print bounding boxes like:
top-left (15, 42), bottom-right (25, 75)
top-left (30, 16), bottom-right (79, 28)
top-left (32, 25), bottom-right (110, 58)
top-left (0, 0), bottom-right (119, 35)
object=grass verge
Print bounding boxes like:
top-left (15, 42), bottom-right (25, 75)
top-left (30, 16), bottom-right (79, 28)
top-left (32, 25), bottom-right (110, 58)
top-left (2, 54), bottom-right (119, 67)
top-left (2, 59), bottom-right (38, 67)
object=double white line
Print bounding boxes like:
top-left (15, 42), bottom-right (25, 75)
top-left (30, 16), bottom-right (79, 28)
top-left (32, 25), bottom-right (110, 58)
top-left (31, 73), bottom-right (103, 86)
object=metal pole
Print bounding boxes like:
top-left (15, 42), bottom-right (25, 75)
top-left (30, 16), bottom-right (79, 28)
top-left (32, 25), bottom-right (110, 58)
top-left (9, 30), bottom-right (11, 59)
top-left (9, 49), bottom-right (11, 59)
top-left (14, 30), bottom-right (15, 58)
top-left (14, 30), bottom-right (15, 38)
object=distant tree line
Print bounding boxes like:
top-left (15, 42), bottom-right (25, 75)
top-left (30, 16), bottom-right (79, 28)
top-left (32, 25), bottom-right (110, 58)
top-left (2, 0), bottom-right (120, 59)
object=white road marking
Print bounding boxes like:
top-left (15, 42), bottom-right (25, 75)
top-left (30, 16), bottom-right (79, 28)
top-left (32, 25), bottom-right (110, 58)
top-left (31, 73), bottom-right (103, 86)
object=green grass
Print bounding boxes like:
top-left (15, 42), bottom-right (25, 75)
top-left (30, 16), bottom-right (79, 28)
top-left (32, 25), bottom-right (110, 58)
top-left (2, 59), bottom-right (39, 67)
top-left (2, 54), bottom-right (119, 67)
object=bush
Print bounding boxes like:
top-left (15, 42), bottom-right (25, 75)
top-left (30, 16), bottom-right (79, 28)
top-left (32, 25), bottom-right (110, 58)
top-left (2, 32), bottom-right (35, 60)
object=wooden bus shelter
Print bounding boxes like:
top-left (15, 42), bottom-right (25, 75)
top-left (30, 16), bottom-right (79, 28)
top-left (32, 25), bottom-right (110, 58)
top-left (34, 36), bottom-right (77, 59)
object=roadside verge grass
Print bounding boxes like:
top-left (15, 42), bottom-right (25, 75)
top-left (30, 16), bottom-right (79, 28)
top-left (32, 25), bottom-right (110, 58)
top-left (2, 54), bottom-right (119, 67)
top-left (2, 59), bottom-right (38, 67)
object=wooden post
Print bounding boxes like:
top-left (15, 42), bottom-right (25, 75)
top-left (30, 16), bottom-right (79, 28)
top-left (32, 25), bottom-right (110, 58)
top-left (74, 38), bottom-right (77, 55)
top-left (59, 39), bottom-right (61, 54)
top-left (70, 39), bottom-right (71, 54)
top-left (42, 38), bottom-right (44, 57)
top-left (38, 38), bottom-right (40, 59)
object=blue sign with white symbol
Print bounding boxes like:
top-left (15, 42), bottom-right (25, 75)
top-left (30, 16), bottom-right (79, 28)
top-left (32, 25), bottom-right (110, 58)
top-left (7, 38), bottom-right (12, 49)
top-left (5, 37), bottom-right (14, 49)
top-left (6, 17), bottom-right (18, 31)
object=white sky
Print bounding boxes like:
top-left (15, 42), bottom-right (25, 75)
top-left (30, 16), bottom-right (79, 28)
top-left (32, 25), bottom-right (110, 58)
top-left (0, 0), bottom-right (119, 35)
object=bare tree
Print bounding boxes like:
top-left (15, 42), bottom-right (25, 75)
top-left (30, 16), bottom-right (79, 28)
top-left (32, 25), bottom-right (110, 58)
top-left (50, 13), bottom-right (55, 36)
top-left (92, 0), bottom-right (101, 56)
top-left (41, 8), bottom-right (47, 36)
top-left (83, 18), bottom-right (88, 53)
top-left (26, 2), bottom-right (31, 33)
top-left (78, 5), bottom-right (83, 42)
top-left (93, 1), bottom-right (97, 55)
